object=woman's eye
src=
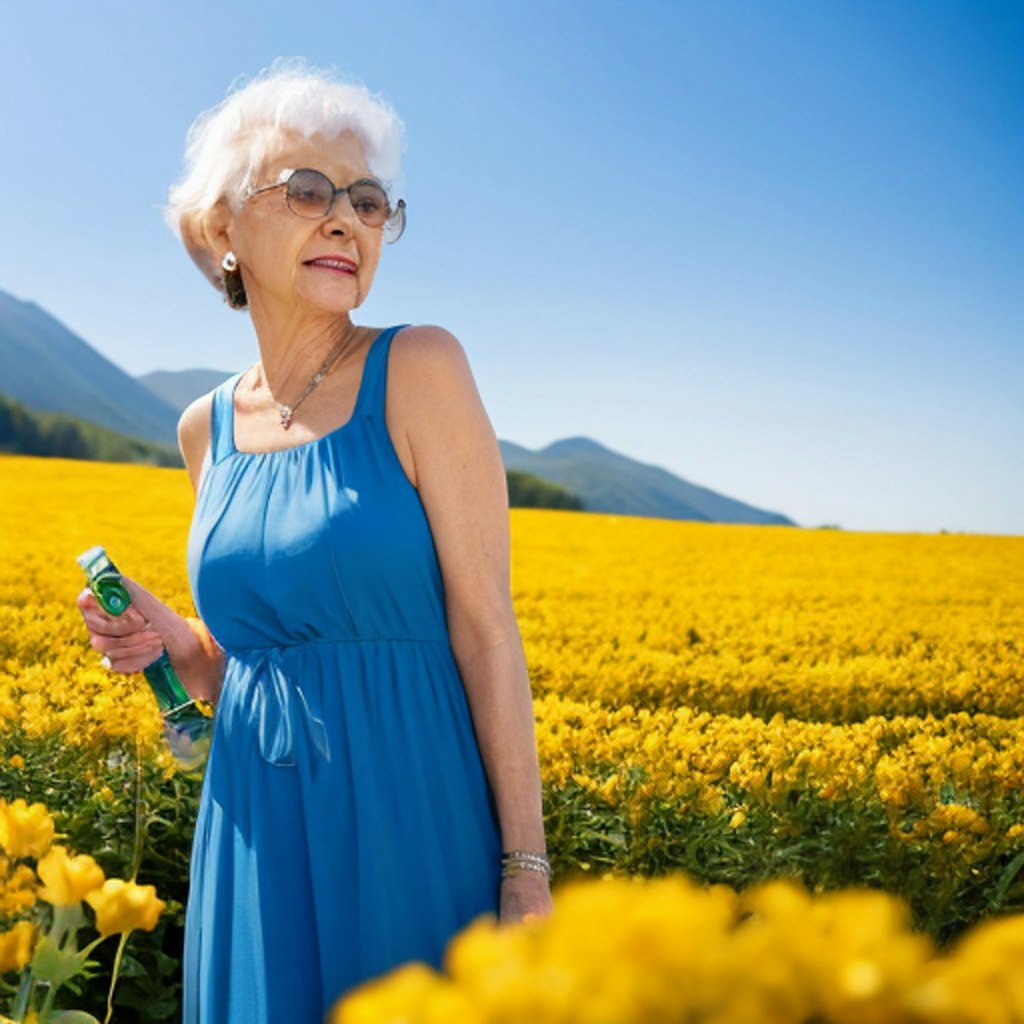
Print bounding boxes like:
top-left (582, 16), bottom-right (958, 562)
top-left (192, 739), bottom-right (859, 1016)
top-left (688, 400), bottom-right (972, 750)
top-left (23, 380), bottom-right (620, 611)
top-left (351, 188), bottom-right (385, 211)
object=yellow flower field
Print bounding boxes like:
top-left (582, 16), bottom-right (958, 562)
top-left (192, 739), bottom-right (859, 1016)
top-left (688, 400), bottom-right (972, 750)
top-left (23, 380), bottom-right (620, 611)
top-left (2, 454), bottom-right (1023, 876)
top-left (510, 510), bottom-right (1023, 720)
top-left (4, 454), bottom-right (1020, 733)
top-left (1, 452), bottom-right (1023, 1018)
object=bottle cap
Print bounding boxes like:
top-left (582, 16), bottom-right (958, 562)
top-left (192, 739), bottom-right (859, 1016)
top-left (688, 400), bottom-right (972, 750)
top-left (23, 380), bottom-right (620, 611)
top-left (76, 545), bottom-right (107, 572)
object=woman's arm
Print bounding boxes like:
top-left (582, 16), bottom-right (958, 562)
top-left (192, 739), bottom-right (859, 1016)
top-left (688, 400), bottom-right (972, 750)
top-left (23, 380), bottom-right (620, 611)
top-left (77, 391), bottom-right (227, 702)
top-left (171, 394), bottom-right (226, 703)
top-left (390, 326), bottom-right (552, 921)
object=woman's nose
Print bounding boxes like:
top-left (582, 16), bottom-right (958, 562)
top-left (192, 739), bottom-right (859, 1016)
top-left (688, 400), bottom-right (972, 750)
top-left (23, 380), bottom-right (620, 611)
top-left (322, 193), bottom-right (357, 234)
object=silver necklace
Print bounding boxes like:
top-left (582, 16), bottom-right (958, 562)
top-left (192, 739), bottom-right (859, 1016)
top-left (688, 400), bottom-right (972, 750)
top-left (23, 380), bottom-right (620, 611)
top-left (258, 329), bottom-right (357, 430)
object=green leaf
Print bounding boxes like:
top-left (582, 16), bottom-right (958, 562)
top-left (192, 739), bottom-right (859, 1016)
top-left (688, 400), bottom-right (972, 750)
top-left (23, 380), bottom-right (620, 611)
top-left (992, 849), bottom-right (1024, 911)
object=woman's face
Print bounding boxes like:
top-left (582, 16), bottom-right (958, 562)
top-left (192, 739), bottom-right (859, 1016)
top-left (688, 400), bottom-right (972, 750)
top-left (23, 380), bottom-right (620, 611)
top-left (225, 130), bottom-right (385, 316)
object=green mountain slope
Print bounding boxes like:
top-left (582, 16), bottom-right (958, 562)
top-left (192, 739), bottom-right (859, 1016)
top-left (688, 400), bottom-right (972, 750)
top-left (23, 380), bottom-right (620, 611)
top-left (0, 287), bottom-right (180, 444)
top-left (499, 437), bottom-right (796, 525)
top-left (506, 469), bottom-right (584, 510)
top-left (0, 392), bottom-right (182, 466)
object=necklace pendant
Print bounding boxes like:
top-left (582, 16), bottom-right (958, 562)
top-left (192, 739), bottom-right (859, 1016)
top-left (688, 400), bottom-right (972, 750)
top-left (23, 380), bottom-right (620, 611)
top-left (271, 328), bottom-right (353, 432)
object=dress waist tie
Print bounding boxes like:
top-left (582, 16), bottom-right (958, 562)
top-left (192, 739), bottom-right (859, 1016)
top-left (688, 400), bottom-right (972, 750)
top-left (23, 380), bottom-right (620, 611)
top-left (234, 646), bottom-right (332, 771)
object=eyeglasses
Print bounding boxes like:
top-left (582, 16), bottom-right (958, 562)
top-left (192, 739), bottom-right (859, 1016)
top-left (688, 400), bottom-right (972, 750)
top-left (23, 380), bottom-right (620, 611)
top-left (245, 167), bottom-right (406, 242)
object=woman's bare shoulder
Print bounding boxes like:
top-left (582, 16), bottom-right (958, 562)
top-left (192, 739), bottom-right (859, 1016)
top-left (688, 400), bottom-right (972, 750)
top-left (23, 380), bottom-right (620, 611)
top-left (390, 322), bottom-right (466, 357)
top-left (177, 390), bottom-right (216, 493)
top-left (388, 324), bottom-right (475, 395)
top-left (385, 324), bottom-right (491, 488)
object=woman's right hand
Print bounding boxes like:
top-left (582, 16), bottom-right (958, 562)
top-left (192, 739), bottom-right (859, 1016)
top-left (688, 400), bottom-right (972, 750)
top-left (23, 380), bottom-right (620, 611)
top-left (76, 578), bottom-right (172, 675)
top-left (78, 576), bottom-right (225, 704)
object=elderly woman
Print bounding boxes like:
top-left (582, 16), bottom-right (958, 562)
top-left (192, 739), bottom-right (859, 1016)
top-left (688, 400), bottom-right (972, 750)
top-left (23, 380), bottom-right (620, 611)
top-left (76, 60), bottom-right (552, 1022)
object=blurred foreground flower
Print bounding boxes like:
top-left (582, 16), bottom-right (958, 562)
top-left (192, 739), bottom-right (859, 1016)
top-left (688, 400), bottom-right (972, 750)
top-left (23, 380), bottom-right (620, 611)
top-left (329, 872), bottom-right (1024, 1024)
top-left (0, 924), bottom-right (35, 975)
top-left (84, 880), bottom-right (164, 938)
top-left (0, 803), bottom-right (55, 861)
top-left (36, 850), bottom-right (104, 909)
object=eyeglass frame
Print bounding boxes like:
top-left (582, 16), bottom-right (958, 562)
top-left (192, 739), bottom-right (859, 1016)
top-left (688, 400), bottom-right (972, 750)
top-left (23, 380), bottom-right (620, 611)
top-left (243, 167), bottom-right (407, 242)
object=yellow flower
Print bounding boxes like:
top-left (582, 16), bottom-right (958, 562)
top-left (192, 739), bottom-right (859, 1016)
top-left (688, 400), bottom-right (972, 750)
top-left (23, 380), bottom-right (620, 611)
top-left (0, 920), bottom-right (36, 973)
top-left (0, 863), bottom-right (39, 916)
top-left (0, 799), bottom-right (55, 859)
top-left (36, 845), bottom-right (106, 906)
top-left (8, 755), bottom-right (24, 769)
top-left (85, 878), bottom-right (166, 936)
top-left (329, 961), bottom-right (483, 1024)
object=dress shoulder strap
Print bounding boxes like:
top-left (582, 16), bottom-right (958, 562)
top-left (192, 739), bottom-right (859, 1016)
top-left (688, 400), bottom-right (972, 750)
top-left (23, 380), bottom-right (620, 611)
top-left (354, 324), bottom-right (410, 423)
top-left (210, 371), bottom-right (244, 464)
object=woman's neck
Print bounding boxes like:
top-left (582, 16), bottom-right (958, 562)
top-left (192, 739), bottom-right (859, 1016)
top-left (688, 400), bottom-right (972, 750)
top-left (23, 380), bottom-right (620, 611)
top-left (244, 297), bottom-right (361, 402)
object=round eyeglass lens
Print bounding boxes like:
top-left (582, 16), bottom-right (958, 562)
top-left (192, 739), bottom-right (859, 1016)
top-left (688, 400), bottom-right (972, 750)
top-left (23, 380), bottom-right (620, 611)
top-left (284, 169), bottom-right (391, 227)
top-left (285, 170), bottom-right (335, 218)
top-left (347, 181), bottom-right (389, 226)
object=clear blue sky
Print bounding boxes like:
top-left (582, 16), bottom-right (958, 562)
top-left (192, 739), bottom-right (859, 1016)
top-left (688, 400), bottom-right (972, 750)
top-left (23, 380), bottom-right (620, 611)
top-left (1, 1), bottom-right (1021, 535)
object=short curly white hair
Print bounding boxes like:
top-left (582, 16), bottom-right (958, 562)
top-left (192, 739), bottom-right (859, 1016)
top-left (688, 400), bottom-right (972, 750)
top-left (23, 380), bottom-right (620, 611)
top-left (164, 57), bottom-right (405, 238)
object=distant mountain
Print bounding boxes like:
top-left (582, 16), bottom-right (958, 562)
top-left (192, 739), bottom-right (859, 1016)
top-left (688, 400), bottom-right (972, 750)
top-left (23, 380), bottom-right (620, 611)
top-left (499, 437), bottom-right (796, 525)
top-left (0, 287), bottom-right (180, 445)
top-left (137, 369), bottom-right (234, 412)
top-left (0, 288), bottom-right (797, 525)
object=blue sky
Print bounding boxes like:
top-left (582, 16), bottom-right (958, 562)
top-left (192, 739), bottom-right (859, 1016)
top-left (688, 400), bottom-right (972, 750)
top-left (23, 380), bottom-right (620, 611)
top-left (1, 1), bottom-right (1020, 535)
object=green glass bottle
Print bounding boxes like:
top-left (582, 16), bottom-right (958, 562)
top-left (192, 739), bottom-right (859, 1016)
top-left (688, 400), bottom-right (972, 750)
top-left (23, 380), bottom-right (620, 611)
top-left (76, 545), bottom-right (213, 774)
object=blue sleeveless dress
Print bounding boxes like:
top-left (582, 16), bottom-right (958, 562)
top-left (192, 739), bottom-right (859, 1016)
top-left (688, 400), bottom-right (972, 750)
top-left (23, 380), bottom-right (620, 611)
top-left (181, 325), bottom-right (503, 1023)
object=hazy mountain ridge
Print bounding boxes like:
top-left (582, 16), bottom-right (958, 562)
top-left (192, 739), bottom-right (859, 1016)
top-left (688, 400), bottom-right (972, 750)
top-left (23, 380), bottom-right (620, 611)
top-left (500, 437), bottom-right (796, 525)
top-left (138, 368), bottom-right (235, 411)
top-left (0, 288), bottom-right (180, 444)
top-left (2, 287), bottom-right (796, 525)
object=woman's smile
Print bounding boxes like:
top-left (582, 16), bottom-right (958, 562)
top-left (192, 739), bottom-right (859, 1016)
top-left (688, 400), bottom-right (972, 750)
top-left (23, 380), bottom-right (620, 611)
top-left (304, 254), bottom-right (358, 275)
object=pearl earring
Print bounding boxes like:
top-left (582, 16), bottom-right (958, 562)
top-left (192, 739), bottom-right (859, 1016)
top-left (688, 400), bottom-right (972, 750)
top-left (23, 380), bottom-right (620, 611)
top-left (219, 251), bottom-right (246, 309)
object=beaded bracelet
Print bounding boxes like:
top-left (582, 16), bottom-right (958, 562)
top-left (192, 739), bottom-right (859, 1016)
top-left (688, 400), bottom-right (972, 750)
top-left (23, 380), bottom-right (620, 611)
top-left (501, 849), bottom-right (552, 881)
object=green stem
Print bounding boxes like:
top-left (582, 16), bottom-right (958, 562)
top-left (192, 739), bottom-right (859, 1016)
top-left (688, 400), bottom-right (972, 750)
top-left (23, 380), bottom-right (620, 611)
top-left (38, 978), bottom-right (57, 1020)
top-left (9, 968), bottom-right (32, 1021)
top-left (97, 732), bottom-right (146, 1024)
top-left (102, 932), bottom-right (131, 1024)
top-left (77, 935), bottom-right (110, 960)
top-left (50, 904), bottom-right (85, 952)
top-left (130, 732), bottom-right (145, 883)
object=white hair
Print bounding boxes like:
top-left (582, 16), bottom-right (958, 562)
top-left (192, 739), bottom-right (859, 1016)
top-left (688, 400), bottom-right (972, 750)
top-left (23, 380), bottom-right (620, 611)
top-left (164, 57), bottom-right (405, 237)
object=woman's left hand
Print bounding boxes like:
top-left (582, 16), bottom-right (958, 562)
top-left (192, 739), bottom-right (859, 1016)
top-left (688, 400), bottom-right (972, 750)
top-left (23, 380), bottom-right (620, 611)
top-left (499, 872), bottom-right (554, 926)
